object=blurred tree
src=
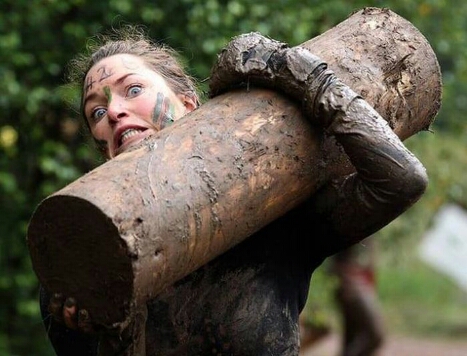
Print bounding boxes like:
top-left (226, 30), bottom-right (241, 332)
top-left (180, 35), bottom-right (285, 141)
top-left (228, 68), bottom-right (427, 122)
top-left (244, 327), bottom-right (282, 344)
top-left (0, 0), bottom-right (466, 354)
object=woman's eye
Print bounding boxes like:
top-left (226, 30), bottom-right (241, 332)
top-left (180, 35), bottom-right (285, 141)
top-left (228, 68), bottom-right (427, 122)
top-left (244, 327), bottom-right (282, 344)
top-left (92, 108), bottom-right (107, 121)
top-left (127, 85), bottom-right (142, 97)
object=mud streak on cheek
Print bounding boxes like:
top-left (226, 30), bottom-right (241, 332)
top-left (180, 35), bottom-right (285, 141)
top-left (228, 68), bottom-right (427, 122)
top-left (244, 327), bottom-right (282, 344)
top-left (152, 93), bottom-right (175, 130)
top-left (165, 105), bottom-right (176, 129)
top-left (104, 86), bottom-right (112, 103)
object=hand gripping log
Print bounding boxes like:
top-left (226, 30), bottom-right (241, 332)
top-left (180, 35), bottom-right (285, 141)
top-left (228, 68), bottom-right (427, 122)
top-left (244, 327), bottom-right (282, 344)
top-left (27, 7), bottom-right (441, 343)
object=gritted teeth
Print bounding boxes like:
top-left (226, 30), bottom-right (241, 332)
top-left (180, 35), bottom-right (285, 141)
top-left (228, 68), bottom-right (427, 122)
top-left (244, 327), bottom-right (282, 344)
top-left (119, 128), bottom-right (145, 146)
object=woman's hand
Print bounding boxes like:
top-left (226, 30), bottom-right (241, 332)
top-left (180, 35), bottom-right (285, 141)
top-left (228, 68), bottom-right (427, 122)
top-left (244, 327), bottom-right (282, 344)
top-left (209, 32), bottom-right (357, 129)
top-left (209, 32), bottom-right (326, 99)
top-left (48, 293), bottom-right (95, 333)
top-left (43, 289), bottom-right (148, 354)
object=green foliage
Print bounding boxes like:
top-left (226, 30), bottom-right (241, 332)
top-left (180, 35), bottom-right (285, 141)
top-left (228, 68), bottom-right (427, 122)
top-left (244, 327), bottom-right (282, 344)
top-left (1, 0), bottom-right (467, 353)
top-left (302, 259), bottom-right (340, 329)
top-left (370, 129), bottom-right (467, 337)
top-left (375, 130), bottom-right (467, 263)
top-left (378, 259), bottom-right (467, 338)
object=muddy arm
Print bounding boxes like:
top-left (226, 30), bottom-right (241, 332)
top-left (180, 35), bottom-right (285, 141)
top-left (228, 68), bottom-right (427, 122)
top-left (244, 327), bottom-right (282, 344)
top-left (210, 32), bottom-right (428, 244)
top-left (309, 80), bottom-right (427, 243)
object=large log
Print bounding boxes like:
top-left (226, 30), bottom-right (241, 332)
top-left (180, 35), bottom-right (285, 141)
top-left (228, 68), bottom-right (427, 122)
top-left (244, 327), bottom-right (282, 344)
top-left (27, 7), bottom-right (441, 331)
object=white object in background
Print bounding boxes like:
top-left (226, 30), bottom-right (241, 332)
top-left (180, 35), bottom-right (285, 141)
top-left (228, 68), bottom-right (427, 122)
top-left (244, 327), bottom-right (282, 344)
top-left (418, 203), bottom-right (467, 293)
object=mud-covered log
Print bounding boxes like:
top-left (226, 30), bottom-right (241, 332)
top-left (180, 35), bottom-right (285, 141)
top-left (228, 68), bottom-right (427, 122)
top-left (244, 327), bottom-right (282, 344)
top-left (27, 7), bottom-right (441, 331)
top-left (300, 7), bottom-right (442, 180)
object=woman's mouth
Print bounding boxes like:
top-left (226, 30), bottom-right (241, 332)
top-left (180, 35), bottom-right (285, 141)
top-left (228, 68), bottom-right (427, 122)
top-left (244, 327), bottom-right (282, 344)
top-left (120, 128), bottom-right (144, 146)
top-left (115, 128), bottom-right (154, 156)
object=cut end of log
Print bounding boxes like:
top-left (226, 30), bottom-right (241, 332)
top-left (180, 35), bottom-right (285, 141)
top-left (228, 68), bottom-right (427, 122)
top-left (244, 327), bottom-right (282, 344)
top-left (27, 195), bottom-right (135, 327)
top-left (303, 7), bottom-right (443, 141)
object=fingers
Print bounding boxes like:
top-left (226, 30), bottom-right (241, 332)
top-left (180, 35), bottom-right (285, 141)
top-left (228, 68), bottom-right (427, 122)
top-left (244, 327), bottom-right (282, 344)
top-left (209, 30), bottom-right (331, 117)
top-left (63, 297), bottom-right (78, 329)
top-left (78, 309), bottom-right (94, 333)
top-left (47, 293), bottom-right (95, 333)
top-left (209, 32), bottom-right (288, 97)
top-left (48, 293), bottom-right (65, 322)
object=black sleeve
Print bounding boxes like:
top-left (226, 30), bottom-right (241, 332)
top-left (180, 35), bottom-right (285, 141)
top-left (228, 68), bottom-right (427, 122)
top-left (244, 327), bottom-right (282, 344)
top-left (39, 285), bottom-right (99, 356)
top-left (309, 83), bottom-right (428, 250)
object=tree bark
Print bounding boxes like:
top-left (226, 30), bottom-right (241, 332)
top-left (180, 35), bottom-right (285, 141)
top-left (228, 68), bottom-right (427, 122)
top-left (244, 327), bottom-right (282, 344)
top-left (27, 7), bottom-right (441, 333)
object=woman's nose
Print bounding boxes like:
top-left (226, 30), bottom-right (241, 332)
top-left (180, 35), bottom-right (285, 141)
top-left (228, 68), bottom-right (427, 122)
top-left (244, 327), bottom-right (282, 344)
top-left (107, 98), bottom-right (128, 123)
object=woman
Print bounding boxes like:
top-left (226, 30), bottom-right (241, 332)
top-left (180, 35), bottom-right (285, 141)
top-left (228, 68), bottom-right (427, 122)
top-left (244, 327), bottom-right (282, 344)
top-left (41, 28), bottom-right (427, 355)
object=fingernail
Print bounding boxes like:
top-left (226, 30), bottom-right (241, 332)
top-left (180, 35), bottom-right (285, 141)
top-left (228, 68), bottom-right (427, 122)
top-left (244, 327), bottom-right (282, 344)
top-left (64, 297), bottom-right (76, 308)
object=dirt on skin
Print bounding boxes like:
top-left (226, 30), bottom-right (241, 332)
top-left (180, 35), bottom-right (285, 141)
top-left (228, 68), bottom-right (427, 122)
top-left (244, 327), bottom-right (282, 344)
top-left (300, 332), bottom-right (467, 356)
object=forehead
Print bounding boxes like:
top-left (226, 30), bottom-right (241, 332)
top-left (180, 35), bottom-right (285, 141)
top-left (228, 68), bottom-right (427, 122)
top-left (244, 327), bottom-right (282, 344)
top-left (84, 54), bottom-right (154, 92)
top-left (87, 54), bottom-right (148, 77)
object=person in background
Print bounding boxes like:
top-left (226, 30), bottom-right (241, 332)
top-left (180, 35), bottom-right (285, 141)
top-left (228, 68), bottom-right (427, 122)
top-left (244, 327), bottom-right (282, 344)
top-left (300, 239), bottom-right (385, 356)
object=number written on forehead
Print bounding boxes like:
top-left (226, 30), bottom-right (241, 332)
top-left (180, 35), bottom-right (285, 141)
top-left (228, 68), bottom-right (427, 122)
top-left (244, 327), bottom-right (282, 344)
top-left (85, 76), bottom-right (96, 94)
top-left (85, 65), bottom-right (115, 94)
top-left (97, 66), bottom-right (114, 82)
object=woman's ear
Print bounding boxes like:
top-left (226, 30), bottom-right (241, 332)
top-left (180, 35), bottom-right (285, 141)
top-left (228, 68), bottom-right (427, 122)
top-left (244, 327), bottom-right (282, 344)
top-left (178, 93), bottom-right (199, 114)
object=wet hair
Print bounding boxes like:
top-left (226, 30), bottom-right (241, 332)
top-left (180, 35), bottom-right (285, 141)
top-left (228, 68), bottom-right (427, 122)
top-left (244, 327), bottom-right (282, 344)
top-left (66, 25), bottom-right (200, 125)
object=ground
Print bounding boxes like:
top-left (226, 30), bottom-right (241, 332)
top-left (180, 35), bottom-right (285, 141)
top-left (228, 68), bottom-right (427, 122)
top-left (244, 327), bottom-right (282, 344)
top-left (300, 332), bottom-right (467, 356)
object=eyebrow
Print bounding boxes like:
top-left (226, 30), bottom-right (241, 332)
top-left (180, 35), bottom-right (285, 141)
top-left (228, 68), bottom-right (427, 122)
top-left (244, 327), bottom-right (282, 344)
top-left (82, 73), bottom-right (137, 110)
